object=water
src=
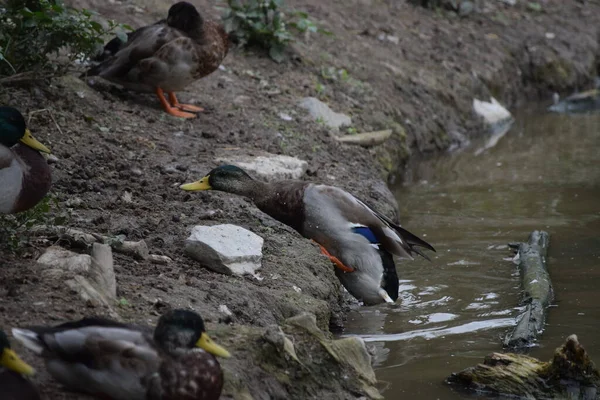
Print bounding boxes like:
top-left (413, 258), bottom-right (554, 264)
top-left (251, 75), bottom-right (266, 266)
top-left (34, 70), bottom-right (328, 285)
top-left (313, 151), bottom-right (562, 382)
top-left (344, 108), bottom-right (600, 399)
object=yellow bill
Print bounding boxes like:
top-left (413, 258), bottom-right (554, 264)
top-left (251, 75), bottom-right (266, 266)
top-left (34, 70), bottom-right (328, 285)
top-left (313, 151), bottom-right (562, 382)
top-left (196, 332), bottom-right (231, 358)
top-left (180, 176), bottom-right (211, 191)
top-left (0, 348), bottom-right (35, 376)
top-left (20, 129), bottom-right (51, 154)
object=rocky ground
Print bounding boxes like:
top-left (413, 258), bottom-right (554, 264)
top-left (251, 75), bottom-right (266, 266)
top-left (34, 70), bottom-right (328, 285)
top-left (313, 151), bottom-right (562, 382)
top-left (0, 0), bottom-right (599, 399)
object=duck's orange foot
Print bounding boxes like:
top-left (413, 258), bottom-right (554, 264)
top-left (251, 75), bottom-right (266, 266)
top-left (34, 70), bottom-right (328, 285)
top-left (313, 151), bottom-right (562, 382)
top-left (314, 242), bottom-right (355, 273)
top-left (168, 92), bottom-right (204, 113)
top-left (164, 107), bottom-right (197, 118)
top-left (176, 103), bottom-right (205, 113)
top-left (155, 88), bottom-right (197, 118)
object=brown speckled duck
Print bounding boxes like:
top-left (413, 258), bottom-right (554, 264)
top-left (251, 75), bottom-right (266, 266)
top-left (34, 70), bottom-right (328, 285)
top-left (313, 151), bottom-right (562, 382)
top-left (13, 309), bottom-right (230, 400)
top-left (181, 165), bottom-right (435, 305)
top-left (83, 1), bottom-right (229, 119)
top-left (0, 106), bottom-right (52, 214)
top-left (0, 328), bottom-right (39, 400)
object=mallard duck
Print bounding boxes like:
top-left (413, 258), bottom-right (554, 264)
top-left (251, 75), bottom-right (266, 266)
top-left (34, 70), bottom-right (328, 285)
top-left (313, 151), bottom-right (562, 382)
top-left (82, 1), bottom-right (229, 119)
top-left (180, 165), bottom-right (435, 305)
top-left (13, 309), bottom-right (231, 400)
top-left (0, 106), bottom-right (52, 214)
top-left (0, 328), bottom-right (39, 400)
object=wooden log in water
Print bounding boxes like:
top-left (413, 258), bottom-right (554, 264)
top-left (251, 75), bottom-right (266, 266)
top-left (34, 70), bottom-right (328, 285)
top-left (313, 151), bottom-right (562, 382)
top-left (504, 230), bottom-right (553, 349)
top-left (447, 335), bottom-right (600, 399)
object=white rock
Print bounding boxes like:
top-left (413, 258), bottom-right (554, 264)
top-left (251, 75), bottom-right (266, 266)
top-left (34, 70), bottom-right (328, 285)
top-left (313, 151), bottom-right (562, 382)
top-left (278, 112), bottom-right (293, 121)
top-left (219, 304), bottom-right (233, 316)
top-left (473, 97), bottom-right (513, 126)
top-left (216, 153), bottom-right (307, 181)
top-left (184, 224), bottom-right (264, 276)
top-left (298, 97), bottom-right (352, 130)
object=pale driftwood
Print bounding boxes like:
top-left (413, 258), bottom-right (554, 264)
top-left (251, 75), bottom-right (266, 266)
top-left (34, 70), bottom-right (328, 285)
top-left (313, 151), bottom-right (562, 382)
top-left (335, 129), bottom-right (392, 147)
top-left (65, 276), bottom-right (121, 321)
top-left (504, 231), bottom-right (552, 349)
top-left (89, 243), bottom-right (116, 300)
top-left (31, 225), bottom-right (149, 260)
top-left (149, 254), bottom-right (173, 265)
top-left (108, 238), bottom-right (149, 260)
top-left (448, 335), bottom-right (600, 399)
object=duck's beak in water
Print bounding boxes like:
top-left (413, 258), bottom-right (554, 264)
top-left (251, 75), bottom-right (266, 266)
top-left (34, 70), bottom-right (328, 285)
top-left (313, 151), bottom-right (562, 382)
top-left (379, 288), bottom-right (395, 304)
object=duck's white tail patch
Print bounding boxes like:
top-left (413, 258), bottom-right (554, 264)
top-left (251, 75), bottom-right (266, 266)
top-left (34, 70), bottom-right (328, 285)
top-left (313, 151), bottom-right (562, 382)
top-left (12, 329), bottom-right (44, 354)
top-left (378, 288), bottom-right (395, 304)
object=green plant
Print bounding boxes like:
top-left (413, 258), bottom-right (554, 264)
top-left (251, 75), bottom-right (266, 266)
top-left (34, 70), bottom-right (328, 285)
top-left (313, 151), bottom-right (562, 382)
top-left (221, 0), bottom-right (329, 63)
top-left (0, 195), bottom-right (69, 251)
top-left (0, 0), bottom-right (128, 77)
top-left (320, 66), bottom-right (349, 83)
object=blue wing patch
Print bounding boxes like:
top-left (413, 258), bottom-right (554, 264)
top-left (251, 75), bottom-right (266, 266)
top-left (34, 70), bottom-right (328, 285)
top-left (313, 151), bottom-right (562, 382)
top-left (351, 226), bottom-right (379, 244)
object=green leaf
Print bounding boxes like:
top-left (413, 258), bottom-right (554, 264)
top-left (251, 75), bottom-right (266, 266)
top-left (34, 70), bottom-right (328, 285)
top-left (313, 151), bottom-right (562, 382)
top-left (269, 43), bottom-right (286, 63)
top-left (116, 31), bottom-right (128, 42)
top-left (527, 2), bottom-right (542, 11)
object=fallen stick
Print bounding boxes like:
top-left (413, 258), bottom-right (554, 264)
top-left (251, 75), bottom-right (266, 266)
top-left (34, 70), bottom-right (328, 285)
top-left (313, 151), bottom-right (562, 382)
top-left (31, 225), bottom-right (149, 260)
top-left (504, 230), bottom-right (552, 349)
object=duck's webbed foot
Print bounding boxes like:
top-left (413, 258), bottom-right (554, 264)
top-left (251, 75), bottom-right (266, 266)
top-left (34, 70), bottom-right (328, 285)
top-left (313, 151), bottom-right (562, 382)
top-left (168, 92), bottom-right (205, 113)
top-left (155, 88), bottom-right (196, 118)
top-left (314, 241), bottom-right (355, 273)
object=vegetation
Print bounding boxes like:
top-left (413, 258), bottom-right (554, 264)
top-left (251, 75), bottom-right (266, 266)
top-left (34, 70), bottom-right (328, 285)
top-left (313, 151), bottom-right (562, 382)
top-left (221, 0), bottom-right (329, 63)
top-left (0, 195), bottom-right (69, 252)
top-left (0, 0), bottom-right (127, 78)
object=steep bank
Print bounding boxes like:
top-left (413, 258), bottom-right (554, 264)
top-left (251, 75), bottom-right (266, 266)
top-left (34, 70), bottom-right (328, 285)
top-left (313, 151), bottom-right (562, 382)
top-left (0, 0), bottom-right (599, 399)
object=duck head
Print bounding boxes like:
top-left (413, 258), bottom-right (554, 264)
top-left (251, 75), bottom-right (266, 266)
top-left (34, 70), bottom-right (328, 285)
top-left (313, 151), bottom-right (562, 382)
top-left (180, 164), bottom-right (255, 195)
top-left (154, 309), bottom-right (231, 358)
top-left (0, 329), bottom-right (35, 376)
top-left (167, 1), bottom-right (204, 33)
top-left (0, 107), bottom-right (51, 154)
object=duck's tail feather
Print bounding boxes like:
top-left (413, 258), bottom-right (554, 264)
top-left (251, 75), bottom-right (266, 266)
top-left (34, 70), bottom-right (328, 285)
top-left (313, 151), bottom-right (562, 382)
top-left (12, 329), bottom-right (44, 355)
top-left (393, 225), bottom-right (436, 260)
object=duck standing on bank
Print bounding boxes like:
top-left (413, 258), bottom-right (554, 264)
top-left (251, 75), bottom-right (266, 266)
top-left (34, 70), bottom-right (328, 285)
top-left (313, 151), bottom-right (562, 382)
top-left (82, 1), bottom-right (229, 119)
top-left (13, 309), bottom-right (231, 400)
top-left (181, 165), bottom-right (435, 305)
top-left (0, 106), bottom-right (52, 214)
top-left (0, 328), bottom-right (39, 400)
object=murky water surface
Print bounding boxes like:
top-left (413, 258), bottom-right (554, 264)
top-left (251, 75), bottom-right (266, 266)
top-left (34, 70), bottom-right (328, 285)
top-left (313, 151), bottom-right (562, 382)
top-left (344, 108), bottom-right (600, 399)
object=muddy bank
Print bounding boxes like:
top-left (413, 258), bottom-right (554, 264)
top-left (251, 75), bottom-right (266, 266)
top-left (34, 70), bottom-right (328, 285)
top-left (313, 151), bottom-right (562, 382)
top-left (1, 0), bottom-right (599, 399)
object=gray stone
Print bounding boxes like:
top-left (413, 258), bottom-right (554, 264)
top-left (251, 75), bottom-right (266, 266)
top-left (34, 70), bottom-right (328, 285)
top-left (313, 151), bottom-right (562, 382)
top-left (458, 1), bottom-right (474, 16)
top-left (216, 153), bottom-right (308, 181)
top-left (184, 224), bottom-right (264, 276)
top-left (299, 97), bottom-right (352, 130)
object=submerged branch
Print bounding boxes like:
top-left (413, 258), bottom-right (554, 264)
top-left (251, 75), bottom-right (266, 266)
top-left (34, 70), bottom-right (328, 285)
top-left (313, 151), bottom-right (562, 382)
top-left (504, 230), bottom-right (553, 349)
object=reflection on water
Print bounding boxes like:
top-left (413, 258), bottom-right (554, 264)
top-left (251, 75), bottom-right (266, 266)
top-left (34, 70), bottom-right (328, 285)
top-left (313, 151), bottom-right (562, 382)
top-left (344, 108), bottom-right (600, 399)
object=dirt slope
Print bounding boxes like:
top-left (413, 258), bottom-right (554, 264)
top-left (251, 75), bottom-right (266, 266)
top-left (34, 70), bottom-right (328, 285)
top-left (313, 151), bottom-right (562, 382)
top-left (0, 0), bottom-right (598, 399)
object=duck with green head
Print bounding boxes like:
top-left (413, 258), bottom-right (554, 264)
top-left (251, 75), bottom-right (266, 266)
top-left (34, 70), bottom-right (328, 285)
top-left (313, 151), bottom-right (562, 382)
top-left (0, 328), bottom-right (39, 400)
top-left (181, 165), bottom-right (435, 305)
top-left (0, 106), bottom-right (52, 214)
top-left (13, 308), bottom-right (231, 400)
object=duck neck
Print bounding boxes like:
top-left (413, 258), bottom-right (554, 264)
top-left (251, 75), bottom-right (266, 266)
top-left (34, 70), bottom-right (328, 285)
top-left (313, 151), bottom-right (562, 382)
top-left (223, 179), bottom-right (269, 203)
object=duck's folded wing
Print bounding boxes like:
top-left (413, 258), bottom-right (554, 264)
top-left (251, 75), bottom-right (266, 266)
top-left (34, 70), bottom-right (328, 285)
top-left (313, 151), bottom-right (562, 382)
top-left (93, 19), bottom-right (167, 62)
top-left (12, 318), bottom-right (157, 367)
top-left (316, 185), bottom-right (435, 260)
top-left (355, 196), bottom-right (435, 260)
top-left (83, 24), bottom-right (182, 79)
